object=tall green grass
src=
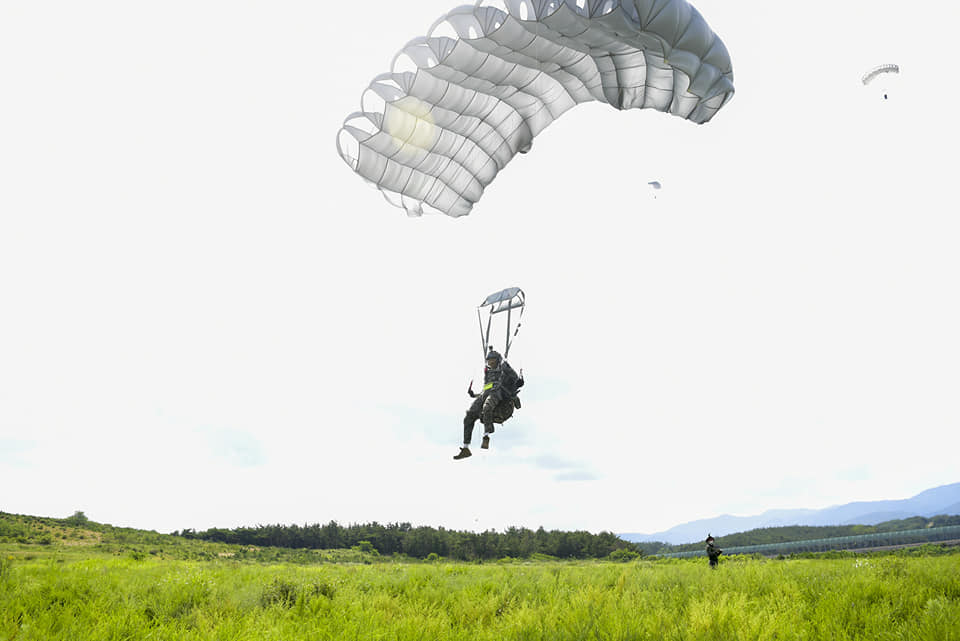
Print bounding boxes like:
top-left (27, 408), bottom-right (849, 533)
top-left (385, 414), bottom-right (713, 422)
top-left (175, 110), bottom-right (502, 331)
top-left (2, 550), bottom-right (958, 640)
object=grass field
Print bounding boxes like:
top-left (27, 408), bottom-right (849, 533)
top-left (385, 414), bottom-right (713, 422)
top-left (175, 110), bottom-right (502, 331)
top-left (2, 542), bottom-right (959, 640)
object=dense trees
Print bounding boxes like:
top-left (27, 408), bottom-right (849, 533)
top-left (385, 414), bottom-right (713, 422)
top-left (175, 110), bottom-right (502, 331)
top-left (8, 509), bottom-right (957, 561)
top-left (172, 521), bottom-right (641, 561)
top-left (171, 514), bottom-right (960, 559)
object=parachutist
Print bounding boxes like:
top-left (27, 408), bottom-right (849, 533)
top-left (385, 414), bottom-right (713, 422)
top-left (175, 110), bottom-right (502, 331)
top-left (457, 287), bottom-right (525, 461)
top-left (455, 349), bottom-right (523, 460)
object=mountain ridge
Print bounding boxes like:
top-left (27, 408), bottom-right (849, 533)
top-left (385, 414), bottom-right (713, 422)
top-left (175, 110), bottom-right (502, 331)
top-left (621, 482), bottom-right (960, 545)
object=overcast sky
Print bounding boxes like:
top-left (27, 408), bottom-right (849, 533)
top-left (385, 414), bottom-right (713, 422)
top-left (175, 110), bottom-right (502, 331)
top-left (2, 0), bottom-right (958, 539)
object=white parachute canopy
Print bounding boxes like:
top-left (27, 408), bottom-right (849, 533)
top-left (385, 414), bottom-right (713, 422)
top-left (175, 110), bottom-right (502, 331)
top-left (861, 63), bottom-right (900, 100)
top-left (862, 63), bottom-right (899, 85)
top-left (337, 0), bottom-right (735, 218)
top-left (478, 287), bottom-right (524, 358)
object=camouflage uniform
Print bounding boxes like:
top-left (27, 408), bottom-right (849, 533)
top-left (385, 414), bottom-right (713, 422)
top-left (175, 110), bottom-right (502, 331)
top-left (462, 358), bottom-right (520, 446)
top-left (706, 537), bottom-right (722, 568)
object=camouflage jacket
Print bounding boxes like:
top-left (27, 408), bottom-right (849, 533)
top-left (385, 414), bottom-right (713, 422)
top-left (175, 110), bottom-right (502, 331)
top-left (483, 360), bottom-right (520, 397)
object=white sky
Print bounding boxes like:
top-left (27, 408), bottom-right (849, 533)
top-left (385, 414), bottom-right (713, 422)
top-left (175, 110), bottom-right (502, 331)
top-left (2, 0), bottom-right (958, 538)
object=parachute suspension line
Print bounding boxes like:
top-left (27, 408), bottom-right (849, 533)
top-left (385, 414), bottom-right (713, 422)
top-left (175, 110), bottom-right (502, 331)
top-left (477, 307), bottom-right (485, 357)
top-left (507, 303), bottom-right (525, 356)
top-left (481, 307), bottom-right (493, 358)
top-left (505, 304), bottom-right (512, 359)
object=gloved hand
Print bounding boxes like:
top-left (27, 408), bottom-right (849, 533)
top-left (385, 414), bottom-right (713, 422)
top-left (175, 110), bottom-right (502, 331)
top-left (467, 380), bottom-right (477, 398)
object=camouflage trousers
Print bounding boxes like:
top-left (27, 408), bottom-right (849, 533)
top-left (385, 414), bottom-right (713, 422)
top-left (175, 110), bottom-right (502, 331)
top-left (462, 390), bottom-right (514, 445)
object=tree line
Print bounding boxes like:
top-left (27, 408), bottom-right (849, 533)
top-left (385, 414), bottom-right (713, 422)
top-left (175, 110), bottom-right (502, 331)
top-left (172, 521), bottom-right (642, 561)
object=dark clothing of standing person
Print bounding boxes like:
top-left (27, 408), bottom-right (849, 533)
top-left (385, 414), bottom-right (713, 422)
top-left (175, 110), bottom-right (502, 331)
top-left (706, 535), bottom-right (722, 568)
top-left (454, 350), bottom-right (521, 460)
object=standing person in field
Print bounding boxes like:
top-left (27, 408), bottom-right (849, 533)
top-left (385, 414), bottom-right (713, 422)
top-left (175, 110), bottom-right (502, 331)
top-left (454, 348), bottom-right (521, 460)
top-left (706, 534), bottom-right (722, 568)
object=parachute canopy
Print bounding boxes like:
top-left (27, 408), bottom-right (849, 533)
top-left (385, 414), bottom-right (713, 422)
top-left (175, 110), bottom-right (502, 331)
top-left (481, 286), bottom-right (525, 313)
top-left (338, 0), bottom-right (735, 218)
top-left (648, 180), bottom-right (662, 189)
top-left (862, 63), bottom-right (899, 85)
top-left (478, 287), bottom-right (525, 358)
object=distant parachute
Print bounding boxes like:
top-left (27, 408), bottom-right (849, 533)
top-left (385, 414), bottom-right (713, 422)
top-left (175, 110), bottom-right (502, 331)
top-left (862, 63), bottom-right (899, 85)
top-left (648, 181), bottom-right (662, 190)
top-left (337, 0), bottom-right (735, 217)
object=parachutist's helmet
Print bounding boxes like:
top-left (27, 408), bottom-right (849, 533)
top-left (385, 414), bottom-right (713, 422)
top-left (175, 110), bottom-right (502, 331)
top-left (486, 350), bottom-right (501, 368)
top-left (706, 535), bottom-right (715, 543)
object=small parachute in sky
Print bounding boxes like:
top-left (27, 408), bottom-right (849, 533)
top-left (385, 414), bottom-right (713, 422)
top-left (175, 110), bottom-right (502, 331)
top-left (338, 0), bottom-right (735, 217)
top-left (648, 181), bottom-right (662, 190)
top-left (862, 64), bottom-right (899, 85)
top-left (862, 63), bottom-right (899, 99)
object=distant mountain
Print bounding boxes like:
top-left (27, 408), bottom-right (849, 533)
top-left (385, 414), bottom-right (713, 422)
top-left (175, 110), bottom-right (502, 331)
top-left (621, 482), bottom-right (960, 545)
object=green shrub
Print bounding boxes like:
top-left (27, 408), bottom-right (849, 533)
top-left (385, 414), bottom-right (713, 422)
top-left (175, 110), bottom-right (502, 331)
top-left (353, 540), bottom-right (379, 555)
top-left (310, 581), bottom-right (336, 599)
top-left (260, 578), bottom-right (300, 608)
top-left (65, 511), bottom-right (89, 527)
top-left (608, 548), bottom-right (641, 562)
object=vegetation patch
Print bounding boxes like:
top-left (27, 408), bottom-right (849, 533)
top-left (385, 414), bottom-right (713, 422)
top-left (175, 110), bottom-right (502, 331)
top-left (2, 511), bottom-right (960, 639)
top-left (2, 547), bottom-right (958, 640)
